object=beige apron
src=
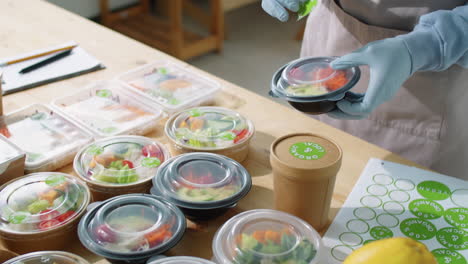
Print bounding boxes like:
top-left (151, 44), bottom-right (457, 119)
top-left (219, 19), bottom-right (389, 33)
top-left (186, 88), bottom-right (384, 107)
top-left (301, 0), bottom-right (468, 179)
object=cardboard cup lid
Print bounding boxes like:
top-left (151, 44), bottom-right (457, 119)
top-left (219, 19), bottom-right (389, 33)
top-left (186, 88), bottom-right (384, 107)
top-left (271, 133), bottom-right (342, 171)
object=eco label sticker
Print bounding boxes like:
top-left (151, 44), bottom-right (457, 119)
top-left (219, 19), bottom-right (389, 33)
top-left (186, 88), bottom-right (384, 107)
top-left (394, 179), bottom-right (416, 191)
top-left (436, 227), bottom-right (468, 251)
top-left (370, 226), bottom-right (393, 240)
top-left (141, 157), bottom-right (161, 168)
top-left (366, 184), bottom-right (388, 196)
top-left (452, 189), bottom-right (468, 208)
top-left (409, 199), bottom-right (444, 220)
top-left (444, 208), bottom-right (468, 229)
top-left (339, 232), bottom-right (363, 246)
top-left (346, 219), bottom-right (370, 234)
top-left (96, 89), bottom-right (112, 98)
top-left (432, 248), bottom-right (467, 264)
top-left (353, 207), bottom-right (376, 220)
top-left (383, 201), bottom-right (405, 215)
top-left (331, 245), bottom-right (353, 261)
top-left (372, 174), bottom-right (393, 185)
top-left (400, 218), bottom-right (437, 240)
top-left (289, 142), bottom-right (326, 160)
top-left (417, 181), bottom-right (451, 201)
top-left (376, 214), bottom-right (400, 228)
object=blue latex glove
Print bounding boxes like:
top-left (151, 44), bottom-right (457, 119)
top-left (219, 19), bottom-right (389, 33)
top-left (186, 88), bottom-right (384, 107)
top-left (328, 38), bottom-right (412, 119)
top-left (262, 0), bottom-right (305, 22)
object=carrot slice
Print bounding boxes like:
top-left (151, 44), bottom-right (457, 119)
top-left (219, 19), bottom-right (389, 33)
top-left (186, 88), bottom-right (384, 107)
top-left (253, 230), bottom-right (266, 244)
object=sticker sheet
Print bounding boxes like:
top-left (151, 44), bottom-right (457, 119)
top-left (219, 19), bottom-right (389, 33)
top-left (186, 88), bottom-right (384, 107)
top-left (323, 158), bottom-right (468, 264)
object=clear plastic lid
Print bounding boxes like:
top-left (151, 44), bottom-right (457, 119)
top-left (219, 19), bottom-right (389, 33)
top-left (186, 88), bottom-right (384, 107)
top-left (0, 134), bottom-right (23, 165)
top-left (79, 194), bottom-right (186, 256)
top-left (74, 136), bottom-right (170, 186)
top-left (148, 256), bottom-right (215, 264)
top-left (152, 153), bottom-right (251, 209)
top-left (0, 173), bottom-right (90, 233)
top-left (52, 80), bottom-right (164, 137)
top-left (213, 209), bottom-right (323, 264)
top-left (166, 107), bottom-right (254, 150)
top-left (4, 251), bottom-right (90, 264)
top-left (0, 104), bottom-right (93, 170)
top-left (272, 57), bottom-right (360, 99)
top-left (118, 61), bottom-right (221, 112)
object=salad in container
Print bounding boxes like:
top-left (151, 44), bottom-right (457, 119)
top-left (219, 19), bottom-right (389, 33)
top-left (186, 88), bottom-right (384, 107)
top-left (74, 136), bottom-right (170, 201)
top-left (213, 209), bottom-right (323, 264)
top-left (118, 61), bottom-right (221, 114)
top-left (0, 173), bottom-right (91, 253)
top-left (0, 104), bottom-right (93, 172)
top-left (52, 80), bottom-right (164, 138)
top-left (147, 256), bottom-right (215, 264)
top-left (270, 56), bottom-right (361, 114)
top-left (151, 153), bottom-right (252, 221)
top-left (78, 194), bottom-right (186, 264)
top-left (165, 107), bottom-right (254, 163)
top-left (3, 251), bottom-right (90, 264)
top-left (0, 135), bottom-right (25, 185)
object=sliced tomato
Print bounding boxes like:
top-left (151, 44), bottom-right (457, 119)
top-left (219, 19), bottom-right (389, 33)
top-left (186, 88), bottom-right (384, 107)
top-left (39, 209), bottom-right (60, 221)
top-left (38, 219), bottom-right (60, 231)
top-left (56, 211), bottom-right (75, 223)
top-left (122, 160), bottom-right (134, 169)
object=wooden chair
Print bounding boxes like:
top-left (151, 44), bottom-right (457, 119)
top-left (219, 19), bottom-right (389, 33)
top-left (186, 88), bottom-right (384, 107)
top-left (99, 0), bottom-right (224, 60)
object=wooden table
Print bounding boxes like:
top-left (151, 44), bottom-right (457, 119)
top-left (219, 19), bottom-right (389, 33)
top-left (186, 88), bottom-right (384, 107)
top-left (0, 1), bottom-right (420, 263)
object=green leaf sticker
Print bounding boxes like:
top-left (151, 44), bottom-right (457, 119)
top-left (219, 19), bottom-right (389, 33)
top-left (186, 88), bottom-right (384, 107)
top-left (417, 181), bottom-right (451, 200)
top-left (188, 109), bottom-right (202, 117)
top-left (96, 89), bottom-right (112, 98)
top-left (409, 199), bottom-right (444, 220)
top-left (432, 248), bottom-right (467, 264)
top-left (400, 218), bottom-right (437, 240)
top-left (289, 142), bottom-right (326, 160)
top-left (436, 227), bottom-right (468, 251)
top-left (444, 208), bottom-right (468, 229)
top-left (100, 127), bottom-right (118, 134)
top-left (8, 212), bottom-right (29, 224)
top-left (27, 152), bottom-right (43, 162)
top-left (30, 112), bottom-right (47, 120)
top-left (169, 98), bottom-right (181, 105)
top-left (298, 0), bottom-right (318, 20)
top-left (86, 145), bottom-right (104, 155)
top-left (141, 157), bottom-right (161, 168)
top-left (45, 174), bottom-right (66, 186)
top-left (219, 131), bottom-right (236, 141)
top-left (159, 67), bottom-right (168, 75)
top-left (370, 226), bottom-right (393, 240)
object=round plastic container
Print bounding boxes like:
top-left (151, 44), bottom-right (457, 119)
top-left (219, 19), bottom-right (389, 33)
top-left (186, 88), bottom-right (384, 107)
top-left (212, 209), bottom-right (323, 264)
top-left (78, 194), bottom-right (186, 264)
top-left (3, 251), bottom-right (90, 264)
top-left (147, 256), bottom-right (215, 264)
top-left (74, 136), bottom-right (170, 201)
top-left (0, 173), bottom-right (91, 253)
top-left (165, 107), bottom-right (254, 163)
top-left (152, 153), bottom-right (252, 221)
top-left (270, 57), bottom-right (361, 114)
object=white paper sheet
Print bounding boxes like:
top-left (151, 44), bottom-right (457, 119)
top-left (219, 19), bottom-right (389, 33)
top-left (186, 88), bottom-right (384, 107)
top-left (0, 41), bottom-right (103, 94)
top-left (323, 158), bottom-right (468, 264)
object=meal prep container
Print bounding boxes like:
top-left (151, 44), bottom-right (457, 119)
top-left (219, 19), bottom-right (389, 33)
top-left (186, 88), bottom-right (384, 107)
top-left (0, 135), bottom-right (25, 185)
top-left (164, 107), bottom-right (254, 163)
top-left (147, 256), bottom-right (215, 264)
top-left (74, 136), bottom-right (170, 201)
top-left (118, 61), bottom-right (221, 114)
top-left (78, 194), bottom-right (186, 264)
top-left (3, 251), bottom-right (90, 264)
top-left (212, 209), bottom-right (323, 264)
top-left (0, 104), bottom-right (93, 172)
top-left (151, 153), bottom-right (252, 221)
top-left (270, 56), bottom-right (361, 114)
top-left (52, 80), bottom-right (164, 138)
top-left (0, 173), bottom-right (91, 253)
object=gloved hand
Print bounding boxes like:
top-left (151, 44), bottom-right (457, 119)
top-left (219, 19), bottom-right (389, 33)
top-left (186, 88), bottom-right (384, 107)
top-left (262, 0), bottom-right (306, 22)
top-left (328, 37), bottom-right (413, 120)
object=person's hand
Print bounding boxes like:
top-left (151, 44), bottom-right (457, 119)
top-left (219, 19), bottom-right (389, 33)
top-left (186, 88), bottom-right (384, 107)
top-left (262, 0), bottom-right (305, 22)
top-left (328, 38), bottom-right (413, 119)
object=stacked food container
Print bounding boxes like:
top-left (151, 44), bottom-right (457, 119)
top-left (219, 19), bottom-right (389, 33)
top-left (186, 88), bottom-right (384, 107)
top-left (0, 135), bottom-right (25, 185)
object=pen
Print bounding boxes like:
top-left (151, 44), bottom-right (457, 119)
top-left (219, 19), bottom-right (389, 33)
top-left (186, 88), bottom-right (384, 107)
top-left (0, 44), bottom-right (77, 67)
top-left (19, 49), bottom-right (73, 74)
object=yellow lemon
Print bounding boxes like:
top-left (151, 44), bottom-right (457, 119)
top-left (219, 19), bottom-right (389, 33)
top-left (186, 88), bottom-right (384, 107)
top-left (343, 237), bottom-right (437, 264)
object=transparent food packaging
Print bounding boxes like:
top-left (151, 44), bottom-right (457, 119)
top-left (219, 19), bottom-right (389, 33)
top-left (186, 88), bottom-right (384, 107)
top-left (0, 135), bottom-right (25, 185)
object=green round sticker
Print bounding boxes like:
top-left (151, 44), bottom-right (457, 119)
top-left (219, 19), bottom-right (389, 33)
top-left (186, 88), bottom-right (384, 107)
top-left (409, 199), bottom-right (444, 220)
top-left (370, 226), bottom-right (393, 240)
top-left (432, 248), bottom-right (467, 264)
top-left (141, 157), bottom-right (161, 168)
top-left (437, 227), bottom-right (468, 251)
top-left (289, 142), bottom-right (326, 160)
top-left (417, 181), bottom-right (451, 200)
top-left (400, 218), bottom-right (437, 240)
top-left (96, 89), bottom-right (112, 98)
top-left (445, 208), bottom-right (468, 229)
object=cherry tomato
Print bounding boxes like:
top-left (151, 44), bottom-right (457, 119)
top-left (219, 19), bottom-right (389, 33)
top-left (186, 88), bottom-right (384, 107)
top-left (122, 160), bottom-right (134, 169)
top-left (142, 145), bottom-right (164, 162)
top-left (38, 219), bottom-right (60, 231)
top-left (56, 211), bottom-right (75, 222)
top-left (39, 209), bottom-right (60, 221)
